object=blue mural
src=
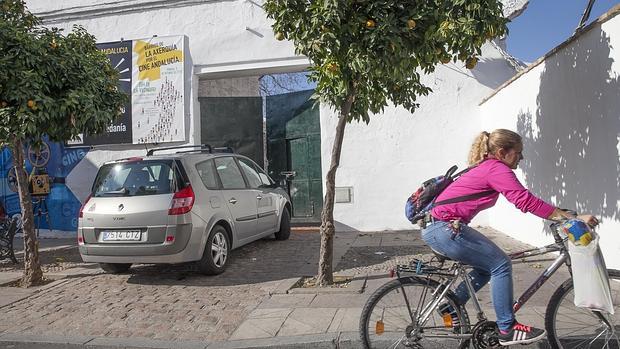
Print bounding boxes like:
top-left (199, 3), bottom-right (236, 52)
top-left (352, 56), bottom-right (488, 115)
top-left (0, 140), bottom-right (90, 233)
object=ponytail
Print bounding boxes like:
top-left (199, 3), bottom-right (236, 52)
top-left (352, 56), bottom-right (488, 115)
top-left (468, 131), bottom-right (490, 165)
top-left (468, 129), bottom-right (522, 165)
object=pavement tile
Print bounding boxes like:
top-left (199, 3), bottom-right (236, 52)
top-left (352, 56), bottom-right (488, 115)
top-left (257, 294), bottom-right (316, 309)
top-left (350, 236), bottom-right (382, 247)
top-left (87, 336), bottom-right (208, 349)
top-left (0, 283), bottom-right (36, 307)
top-left (277, 308), bottom-right (337, 337)
top-left (326, 308), bottom-right (362, 333)
top-left (308, 294), bottom-right (367, 308)
top-left (229, 309), bottom-right (292, 340)
top-left (209, 333), bottom-right (338, 349)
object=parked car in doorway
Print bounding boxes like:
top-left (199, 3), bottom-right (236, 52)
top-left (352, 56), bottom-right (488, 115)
top-left (77, 144), bottom-right (291, 275)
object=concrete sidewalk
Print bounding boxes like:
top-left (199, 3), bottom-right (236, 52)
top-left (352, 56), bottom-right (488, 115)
top-left (0, 228), bottom-right (568, 348)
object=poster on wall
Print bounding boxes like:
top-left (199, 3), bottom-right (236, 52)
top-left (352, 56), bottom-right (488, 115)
top-left (78, 40), bottom-right (133, 145)
top-left (70, 35), bottom-right (186, 146)
top-left (1, 141), bottom-right (90, 235)
top-left (132, 36), bottom-right (185, 144)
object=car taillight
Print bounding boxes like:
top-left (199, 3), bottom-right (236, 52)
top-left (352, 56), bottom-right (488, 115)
top-left (168, 185), bottom-right (195, 215)
top-left (79, 194), bottom-right (92, 218)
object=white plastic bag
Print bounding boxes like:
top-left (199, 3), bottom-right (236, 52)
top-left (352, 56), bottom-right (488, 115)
top-left (568, 234), bottom-right (614, 314)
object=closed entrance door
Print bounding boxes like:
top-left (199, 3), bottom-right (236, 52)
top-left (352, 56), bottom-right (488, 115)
top-left (287, 136), bottom-right (322, 220)
top-left (266, 90), bottom-right (322, 224)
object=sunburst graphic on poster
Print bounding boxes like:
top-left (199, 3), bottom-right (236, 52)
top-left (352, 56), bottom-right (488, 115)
top-left (131, 36), bottom-right (185, 144)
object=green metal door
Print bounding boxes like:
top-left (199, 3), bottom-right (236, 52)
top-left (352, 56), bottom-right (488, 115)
top-left (266, 90), bottom-right (322, 224)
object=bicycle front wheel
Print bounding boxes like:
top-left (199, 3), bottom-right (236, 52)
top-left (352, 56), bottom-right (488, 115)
top-left (545, 269), bottom-right (620, 349)
top-left (359, 276), bottom-right (469, 349)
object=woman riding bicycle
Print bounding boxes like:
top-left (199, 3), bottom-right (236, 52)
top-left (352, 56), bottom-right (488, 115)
top-left (421, 128), bottom-right (598, 346)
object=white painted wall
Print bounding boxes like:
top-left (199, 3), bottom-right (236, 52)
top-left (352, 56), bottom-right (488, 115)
top-left (26, 0), bottom-right (307, 74)
top-left (321, 42), bottom-right (518, 232)
top-left (479, 11), bottom-right (620, 269)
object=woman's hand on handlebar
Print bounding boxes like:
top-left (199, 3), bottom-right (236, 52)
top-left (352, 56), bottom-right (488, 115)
top-left (577, 214), bottom-right (599, 227)
top-left (548, 208), bottom-right (599, 227)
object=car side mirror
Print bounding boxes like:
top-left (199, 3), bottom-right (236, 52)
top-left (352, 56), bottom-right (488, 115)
top-left (259, 182), bottom-right (280, 189)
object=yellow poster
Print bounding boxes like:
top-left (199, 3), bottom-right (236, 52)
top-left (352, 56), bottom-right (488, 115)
top-left (132, 36), bottom-right (186, 144)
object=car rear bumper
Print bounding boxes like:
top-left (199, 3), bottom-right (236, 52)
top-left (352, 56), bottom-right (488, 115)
top-left (79, 223), bottom-right (203, 264)
top-left (79, 246), bottom-right (199, 264)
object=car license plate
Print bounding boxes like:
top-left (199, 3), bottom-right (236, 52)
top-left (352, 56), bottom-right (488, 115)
top-left (102, 231), bottom-right (141, 241)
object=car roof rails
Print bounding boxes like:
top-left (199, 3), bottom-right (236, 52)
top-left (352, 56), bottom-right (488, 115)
top-left (146, 144), bottom-right (236, 156)
top-left (212, 146), bottom-right (234, 153)
top-left (146, 144), bottom-right (213, 156)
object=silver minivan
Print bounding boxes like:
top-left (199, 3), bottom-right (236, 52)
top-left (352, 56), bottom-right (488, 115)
top-left (78, 145), bottom-right (291, 275)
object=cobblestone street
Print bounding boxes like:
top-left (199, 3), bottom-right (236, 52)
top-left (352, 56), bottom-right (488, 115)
top-left (1, 229), bottom-right (393, 342)
top-left (0, 232), bottom-right (326, 341)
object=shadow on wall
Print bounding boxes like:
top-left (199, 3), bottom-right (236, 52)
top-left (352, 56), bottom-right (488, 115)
top-left (469, 57), bottom-right (518, 90)
top-left (517, 26), bottom-right (620, 220)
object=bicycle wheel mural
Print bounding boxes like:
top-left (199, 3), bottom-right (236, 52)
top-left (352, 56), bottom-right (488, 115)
top-left (0, 139), bottom-right (90, 234)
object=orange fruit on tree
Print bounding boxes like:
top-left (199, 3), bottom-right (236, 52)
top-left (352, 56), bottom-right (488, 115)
top-left (441, 55), bottom-right (451, 64)
top-left (365, 19), bottom-right (376, 29)
top-left (27, 100), bottom-right (36, 109)
top-left (326, 62), bottom-right (338, 73)
top-left (465, 57), bottom-right (478, 69)
top-left (275, 32), bottom-right (285, 41)
top-left (407, 19), bottom-right (416, 29)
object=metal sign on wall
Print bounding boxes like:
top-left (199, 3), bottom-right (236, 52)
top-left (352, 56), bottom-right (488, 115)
top-left (69, 35), bottom-right (187, 146)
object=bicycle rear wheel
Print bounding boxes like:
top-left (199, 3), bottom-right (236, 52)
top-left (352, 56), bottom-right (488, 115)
top-left (359, 276), bottom-right (469, 349)
top-left (545, 269), bottom-right (620, 349)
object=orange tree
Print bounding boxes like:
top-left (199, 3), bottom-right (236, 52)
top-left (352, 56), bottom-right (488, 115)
top-left (264, 0), bottom-right (508, 285)
top-left (0, 0), bottom-right (126, 286)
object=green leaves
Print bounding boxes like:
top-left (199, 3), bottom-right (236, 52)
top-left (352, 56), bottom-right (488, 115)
top-left (0, 0), bottom-right (127, 145)
top-left (264, 0), bottom-right (508, 122)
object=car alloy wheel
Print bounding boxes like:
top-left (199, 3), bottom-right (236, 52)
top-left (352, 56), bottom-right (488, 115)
top-left (211, 231), bottom-right (228, 268)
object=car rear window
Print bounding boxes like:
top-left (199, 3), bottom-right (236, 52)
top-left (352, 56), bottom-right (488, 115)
top-left (92, 160), bottom-right (178, 197)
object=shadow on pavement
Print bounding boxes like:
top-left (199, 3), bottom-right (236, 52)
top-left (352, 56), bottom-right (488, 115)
top-left (123, 232), bottom-right (426, 287)
top-left (0, 245), bottom-right (96, 274)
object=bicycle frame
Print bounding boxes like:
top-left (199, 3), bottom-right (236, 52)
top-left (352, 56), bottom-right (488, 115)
top-left (402, 225), bottom-right (572, 332)
top-left (508, 241), bottom-right (567, 313)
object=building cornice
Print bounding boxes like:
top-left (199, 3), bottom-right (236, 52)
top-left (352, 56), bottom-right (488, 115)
top-left (35, 0), bottom-right (232, 24)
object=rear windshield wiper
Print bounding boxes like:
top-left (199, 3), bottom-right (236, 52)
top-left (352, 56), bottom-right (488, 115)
top-left (96, 187), bottom-right (130, 197)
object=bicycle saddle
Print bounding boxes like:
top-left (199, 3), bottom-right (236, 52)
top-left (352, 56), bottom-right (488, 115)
top-left (431, 248), bottom-right (453, 262)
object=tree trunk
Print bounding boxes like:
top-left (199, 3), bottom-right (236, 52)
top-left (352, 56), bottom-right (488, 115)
top-left (10, 137), bottom-right (43, 287)
top-left (317, 89), bottom-right (356, 287)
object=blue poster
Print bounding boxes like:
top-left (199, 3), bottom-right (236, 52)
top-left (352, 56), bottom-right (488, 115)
top-left (0, 139), bottom-right (90, 233)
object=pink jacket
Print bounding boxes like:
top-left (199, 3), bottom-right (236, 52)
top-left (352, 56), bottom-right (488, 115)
top-left (431, 159), bottom-right (555, 224)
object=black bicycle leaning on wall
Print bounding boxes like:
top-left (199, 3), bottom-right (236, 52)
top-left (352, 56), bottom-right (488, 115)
top-left (359, 217), bottom-right (619, 349)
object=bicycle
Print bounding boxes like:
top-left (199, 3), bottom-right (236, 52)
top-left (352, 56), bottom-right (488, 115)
top-left (359, 219), bottom-right (619, 348)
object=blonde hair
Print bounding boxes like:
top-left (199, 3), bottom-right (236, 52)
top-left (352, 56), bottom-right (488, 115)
top-left (468, 129), bottom-right (522, 165)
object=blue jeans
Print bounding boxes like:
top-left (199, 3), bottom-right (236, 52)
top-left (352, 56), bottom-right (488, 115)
top-left (421, 220), bottom-right (515, 331)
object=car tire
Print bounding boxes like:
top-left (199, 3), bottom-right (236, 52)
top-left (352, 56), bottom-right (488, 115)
top-left (274, 208), bottom-right (291, 241)
top-left (99, 263), bottom-right (132, 274)
top-left (197, 225), bottom-right (230, 275)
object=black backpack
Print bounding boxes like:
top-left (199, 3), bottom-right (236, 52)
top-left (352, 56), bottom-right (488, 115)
top-left (404, 165), bottom-right (495, 224)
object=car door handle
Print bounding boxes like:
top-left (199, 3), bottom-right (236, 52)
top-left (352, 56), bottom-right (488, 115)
top-left (256, 195), bottom-right (263, 200)
top-left (229, 198), bottom-right (237, 204)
